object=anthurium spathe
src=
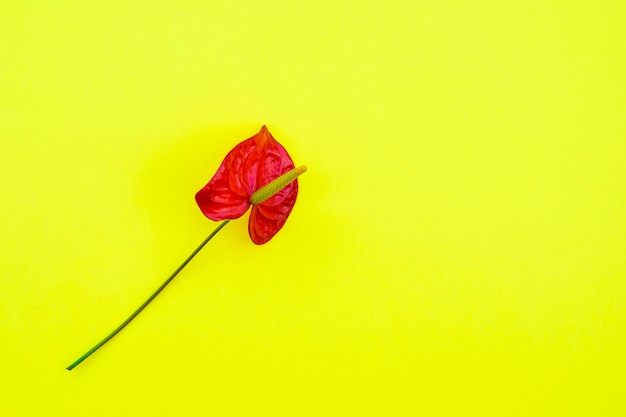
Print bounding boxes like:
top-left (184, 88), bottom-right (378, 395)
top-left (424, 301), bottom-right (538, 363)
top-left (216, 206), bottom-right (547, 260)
top-left (195, 125), bottom-right (306, 244)
top-left (66, 126), bottom-right (306, 370)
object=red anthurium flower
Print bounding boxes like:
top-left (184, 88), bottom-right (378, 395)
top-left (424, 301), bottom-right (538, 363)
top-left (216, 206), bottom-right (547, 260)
top-left (66, 125), bottom-right (306, 371)
top-left (195, 125), bottom-right (306, 244)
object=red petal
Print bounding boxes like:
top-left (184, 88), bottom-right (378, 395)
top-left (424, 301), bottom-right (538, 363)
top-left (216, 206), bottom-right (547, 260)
top-left (196, 125), bottom-right (300, 241)
top-left (248, 178), bottom-right (298, 244)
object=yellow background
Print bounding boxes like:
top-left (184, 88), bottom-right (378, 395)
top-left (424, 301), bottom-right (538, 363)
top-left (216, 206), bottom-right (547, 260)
top-left (1, 1), bottom-right (625, 416)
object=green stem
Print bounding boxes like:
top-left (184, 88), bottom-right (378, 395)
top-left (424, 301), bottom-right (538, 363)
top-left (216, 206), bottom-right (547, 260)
top-left (66, 220), bottom-right (230, 371)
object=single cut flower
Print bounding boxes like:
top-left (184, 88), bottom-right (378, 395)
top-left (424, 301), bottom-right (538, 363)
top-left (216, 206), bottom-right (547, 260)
top-left (195, 125), bottom-right (306, 244)
top-left (66, 125), bottom-right (306, 371)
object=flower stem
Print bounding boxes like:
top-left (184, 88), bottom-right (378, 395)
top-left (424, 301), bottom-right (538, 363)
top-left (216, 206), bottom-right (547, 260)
top-left (66, 220), bottom-right (230, 371)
